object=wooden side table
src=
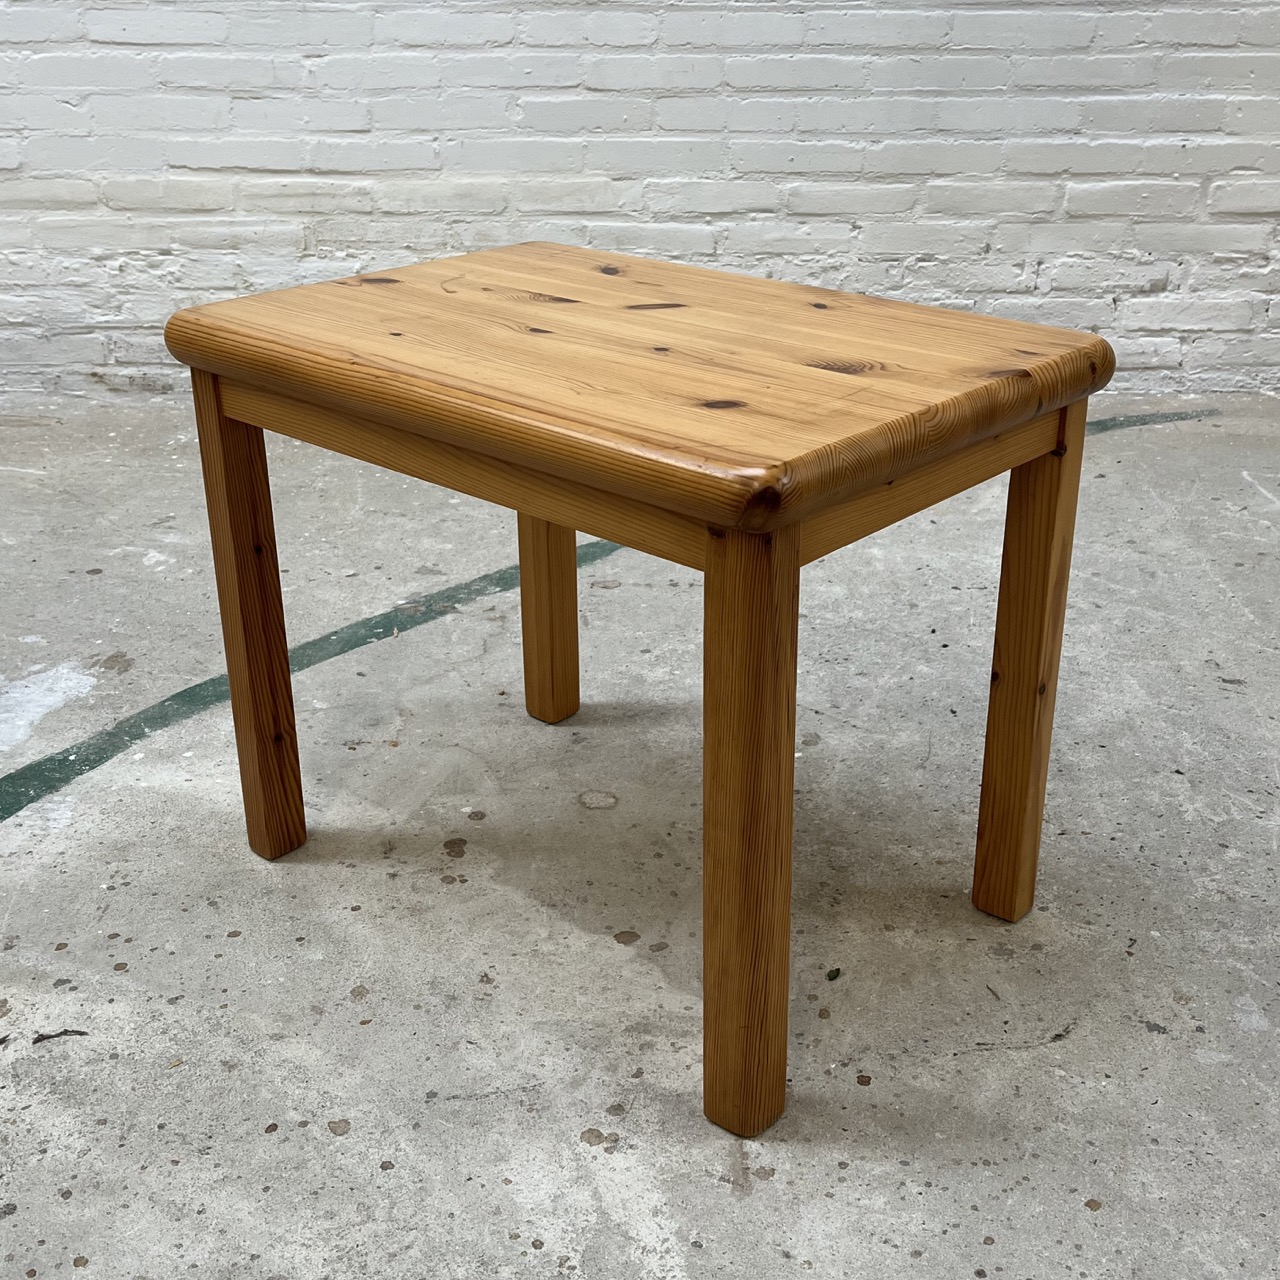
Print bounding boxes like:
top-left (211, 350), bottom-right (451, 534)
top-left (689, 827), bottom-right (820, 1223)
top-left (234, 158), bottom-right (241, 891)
top-left (166, 243), bottom-right (1114, 1137)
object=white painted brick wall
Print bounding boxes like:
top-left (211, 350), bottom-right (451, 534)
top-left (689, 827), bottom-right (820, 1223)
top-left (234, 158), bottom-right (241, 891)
top-left (2, 0), bottom-right (1278, 400)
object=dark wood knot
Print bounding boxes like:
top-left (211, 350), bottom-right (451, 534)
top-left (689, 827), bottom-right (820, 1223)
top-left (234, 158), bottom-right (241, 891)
top-left (808, 358), bottom-right (882, 376)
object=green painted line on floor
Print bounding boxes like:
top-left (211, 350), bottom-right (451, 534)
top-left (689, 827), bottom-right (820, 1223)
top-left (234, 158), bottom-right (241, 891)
top-left (0, 539), bottom-right (621, 825)
top-left (1087, 408), bottom-right (1220, 435)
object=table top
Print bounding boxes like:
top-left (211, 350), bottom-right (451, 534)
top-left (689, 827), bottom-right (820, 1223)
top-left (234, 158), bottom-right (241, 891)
top-left (166, 242), bottom-right (1114, 528)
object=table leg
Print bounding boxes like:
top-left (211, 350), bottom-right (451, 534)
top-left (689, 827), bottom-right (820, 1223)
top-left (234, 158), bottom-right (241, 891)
top-left (702, 525), bottom-right (800, 1136)
top-left (973, 399), bottom-right (1087, 922)
top-left (192, 369), bottom-right (306, 859)
top-left (517, 513), bottom-right (580, 724)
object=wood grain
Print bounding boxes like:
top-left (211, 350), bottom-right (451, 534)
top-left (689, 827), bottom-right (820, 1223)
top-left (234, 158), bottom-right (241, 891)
top-left (703, 524), bottom-right (801, 1137)
top-left (191, 370), bottom-right (306, 860)
top-left (166, 242), bottom-right (1115, 530)
top-left (219, 380), bottom-right (707, 570)
top-left (972, 400), bottom-right (1087, 922)
top-left (168, 246), bottom-right (1110, 1133)
top-left (800, 409), bottom-right (1061, 565)
top-left (518, 514), bottom-right (580, 724)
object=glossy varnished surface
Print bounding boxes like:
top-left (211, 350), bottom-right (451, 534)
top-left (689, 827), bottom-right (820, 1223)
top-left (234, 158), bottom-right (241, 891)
top-left (191, 370), bottom-right (306, 859)
top-left (169, 246), bottom-right (1103, 1136)
top-left (166, 242), bottom-right (1114, 529)
top-left (973, 401), bottom-right (1088, 922)
top-left (703, 525), bottom-right (800, 1136)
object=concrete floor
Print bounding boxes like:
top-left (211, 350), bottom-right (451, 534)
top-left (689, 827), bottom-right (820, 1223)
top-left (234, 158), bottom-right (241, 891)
top-left (1, 390), bottom-right (1277, 1279)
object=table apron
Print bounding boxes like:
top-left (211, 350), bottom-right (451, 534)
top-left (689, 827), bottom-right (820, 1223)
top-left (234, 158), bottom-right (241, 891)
top-left (798, 408), bottom-right (1065, 565)
top-left (218, 379), bottom-right (709, 570)
top-left (218, 379), bottom-right (1068, 572)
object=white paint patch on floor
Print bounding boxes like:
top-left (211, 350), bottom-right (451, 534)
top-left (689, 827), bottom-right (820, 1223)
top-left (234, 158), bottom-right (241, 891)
top-left (0, 661), bottom-right (97, 752)
top-left (1234, 995), bottom-right (1271, 1032)
top-left (29, 794), bottom-right (77, 832)
top-left (108, 545), bottom-right (176, 571)
top-left (1241, 469), bottom-right (1280, 510)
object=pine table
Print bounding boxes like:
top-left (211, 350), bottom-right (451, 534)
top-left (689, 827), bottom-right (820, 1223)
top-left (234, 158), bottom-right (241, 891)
top-left (166, 242), bottom-right (1114, 1137)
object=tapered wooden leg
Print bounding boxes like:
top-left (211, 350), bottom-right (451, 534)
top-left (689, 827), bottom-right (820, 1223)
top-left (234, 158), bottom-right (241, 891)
top-left (517, 513), bottom-right (580, 724)
top-left (192, 369), bottom-right (306, 859)
top-left (973, 399), bottom-right (1087, 922)
top-left (703, 525), bottom-right (800, 1137)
